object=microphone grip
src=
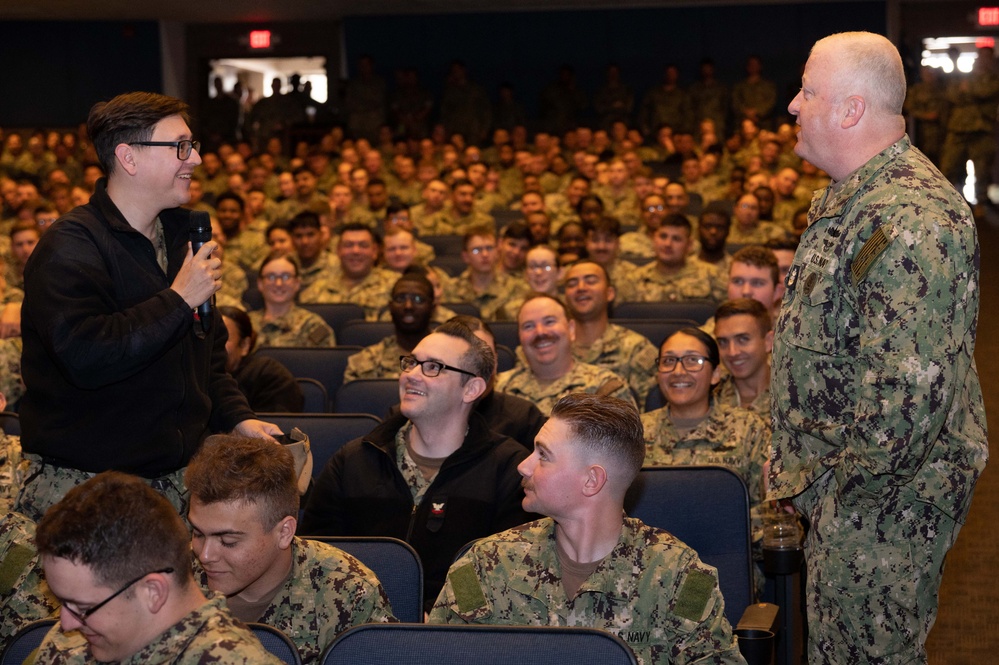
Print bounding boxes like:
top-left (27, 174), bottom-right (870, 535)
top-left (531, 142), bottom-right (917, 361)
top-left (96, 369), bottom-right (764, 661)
top-left (189, 211), bottom-right (213, 333)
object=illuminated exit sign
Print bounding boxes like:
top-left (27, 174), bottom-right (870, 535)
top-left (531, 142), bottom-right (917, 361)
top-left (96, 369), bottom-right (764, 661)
top-left (979, 7), bottom-right (999, 26)
top-left (249, 30), bottom-right (272, 49)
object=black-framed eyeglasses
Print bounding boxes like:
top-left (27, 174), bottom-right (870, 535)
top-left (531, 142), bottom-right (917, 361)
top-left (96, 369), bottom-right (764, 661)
top-left (261, 272), bottom-right (296, 284)
top-left (657, 355), bottom-right (709, 372)
top-left (128, 140), bottom-right (201, 160)
top-left (400, 355), bottom-right (476, 378)
top-left (61, 567), bottom-right (174, 626)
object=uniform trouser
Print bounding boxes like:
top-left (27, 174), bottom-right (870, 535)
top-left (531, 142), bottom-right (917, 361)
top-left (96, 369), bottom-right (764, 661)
top-left (792, 469), bottom-right (962, 665)
top-left (13, 454), bottom-right (188, 523)
top-left (939, 130), bottom-right (996, 203)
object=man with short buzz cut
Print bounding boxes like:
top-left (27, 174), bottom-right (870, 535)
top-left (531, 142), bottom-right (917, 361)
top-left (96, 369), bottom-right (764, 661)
top-left (34, 471), bottom-right (282, 664)
top-left (713, 298), bottom-right (773, 416)
top-left (564, 260), bottom-right (658, 408)
top-left (451, 224), bottom-right (519, 321)
top-left (287, 211), bottom-right (336, 290)
top-left (430, 393), bottom-right (744, 665)
top-left (410, 179), bottom-right (451, 236)
top-left (301, 319), bottom-right (534, 612)
top-left (628, 214), bottom-right (726, 304)
top-left (495, 294), bottom-right (636, 416)
top-left (424, 178), bottom-right (495, 236)
top-left (774, 32), bottom-right (987, 663)
top-left (298, 222), bottom-right (393, 321)
top-left (186, 435), bottom-right (395, 665)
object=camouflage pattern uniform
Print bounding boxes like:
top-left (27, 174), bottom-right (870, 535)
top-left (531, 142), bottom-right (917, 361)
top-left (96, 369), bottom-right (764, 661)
top-left (0, 336), bottom-right (24, 405)
top-left (299, 267), bottom-right (394, 321)
top-left (197, 537), bottom-right (395, 664)
top-left (250, 306), bottom-right (336, 348)
top-left (544, 193), bottom-right (581, 231)
top-left (0, 433), bottom-right (23, 513)
top-left (617, 231), bottom-right (655, 264)
top-left (714, 375), bottom-right (770, 418)
top-left (627, 260), bottom-right (726, 304)
top-left (903, 78), bottom-right (948, 164)
top-left (592, 187), bottom-right (640, 228)
top-left (32, 592), bottom-right (283, 665)
top-left (770, 136), bottom-right (988, 664)
top-left (573, 323), bottom-right (658, 409)
top-left (731, 78), bottom-right (778, 129)
top-left (219, 259), bottom-right (248, 307)
top-left (940, 66), bottom-right (999, 203)
top-left (495, 355), bottom-right (636, 416)
top-left (450, 270), bottom-right (519, 321)
top-left (726, 221), bottom-right (787, 246)
top-left (429, 518), bottom-right (745, 665)
top-left (343, 336), bottom-right (406, 382)
top-left (224, 229), bottom-right (269, 274)
top-left (299, 252), bottom-right (339, 292)
top-left (0, 512), bottom-right (59, 647)
top-left (424, 209), bottom-right (495, 237)
top-left (410, 204), bottom-right (449, 236)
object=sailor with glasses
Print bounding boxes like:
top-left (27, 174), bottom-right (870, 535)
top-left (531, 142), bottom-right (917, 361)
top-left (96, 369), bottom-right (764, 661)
top-left (302, 318), bottom-right (534, 613)
top-left (16, 92), bottom-right (281, 523)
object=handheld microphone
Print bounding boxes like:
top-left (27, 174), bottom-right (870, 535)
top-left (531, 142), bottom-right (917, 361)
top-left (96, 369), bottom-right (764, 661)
top-left (189, 211), bottom-right (213, 334)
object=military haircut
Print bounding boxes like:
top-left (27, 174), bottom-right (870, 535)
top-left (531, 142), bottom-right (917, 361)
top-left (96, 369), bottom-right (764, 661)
top-left (35, 471), bottom-right (192, 589)
top-left (815, 31), bottom-right (906, 115)
top-left (341, 221), bottom-right (382, 247)
top-left (392, 270), bottom-right (435, 304)
top-left (517, 291), bottom-right (569, 322)
top-left (660, 213), bottom-right (692, 232)
top-left (287, 210), bottom-right (322, 233)
top-left (714, 298), bottom-right (773, 335)
top-left (584, 215), bottom-right (622, 238)
top-left (501, 220), bottom-right (533, 243)
top-left (731, 245), bottom-right (780, 286)
top-left (88, 92), bottom-right (190, 178)
top-left (662, 327), bottom-right (720, 369)
top-left (463, 223), bottom-right (496, 250)
top-left (434, 318), bottom-right (496, 385)
top-left (185, 435), bottom-right (299, 529)
top-left (549, 393), bottom-right (645, 486)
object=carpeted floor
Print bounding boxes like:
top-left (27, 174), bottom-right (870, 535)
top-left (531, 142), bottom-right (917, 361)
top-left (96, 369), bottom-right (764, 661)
top-left (925, 212), bottom-right (999, 664)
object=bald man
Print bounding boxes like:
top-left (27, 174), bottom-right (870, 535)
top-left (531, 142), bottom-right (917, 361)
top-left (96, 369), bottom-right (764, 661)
top-left (772, 32), bottom-right (987, 663)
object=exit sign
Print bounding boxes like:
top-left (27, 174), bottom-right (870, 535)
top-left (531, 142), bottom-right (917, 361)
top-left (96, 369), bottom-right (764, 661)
top-left (249, 30), bottom-right (272, 49)
top-left (979, 7), bottom-right (999, 26)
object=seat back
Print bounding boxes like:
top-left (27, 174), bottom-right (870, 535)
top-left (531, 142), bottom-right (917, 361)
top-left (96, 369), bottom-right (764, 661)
top-left (495, 344), bottom-right (516, 373)
top-left (259, 413), bottom-right (381, 480)
top-left (429, 256), bottom-right (466, 278)
top-left (421, 235), bottom-right (465, 257)
top-left (610, 318), bottom-right (698, 347)
top-left (256, 346), bottom-right (363, 405)
top-left (298, 303), bottom-right (366, 338)
top-left (624, 466), bottom-right (753, 626)
top-left (334, 379), bottom-right (400, 419)
top-left (440, 302), bottom-right (480, 318)
top-left (0, 619), bottom-right (56, 665)
top-left (309, 537), bottom-right (424, 624)
top-left (295, 378), bottom-right (329, 413)
top-left (487, 321), bottom-right (520, 351)
top-left (612, 300), bottom-right (717, 325)
top-left (248, 623), bottom-right (302, 665)
top-left (337, 322), bottom-right (396, 348)
top-left (321, 623), bottom-right (637, 665)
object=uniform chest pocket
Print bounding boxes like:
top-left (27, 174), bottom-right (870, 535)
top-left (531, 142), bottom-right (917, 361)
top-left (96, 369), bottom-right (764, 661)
top-left (785, 266), bottom-right (848, 357)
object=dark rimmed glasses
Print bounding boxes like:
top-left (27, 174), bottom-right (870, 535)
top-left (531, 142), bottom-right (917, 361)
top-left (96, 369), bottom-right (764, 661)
top-left (128, 139), bottom-right (201, 160)
top-left (61, 567), bottom-right (174, 626)
top-left (400, 355), bottom-right (476, 378)
top-left (657, 355), bottom-right (709, 373)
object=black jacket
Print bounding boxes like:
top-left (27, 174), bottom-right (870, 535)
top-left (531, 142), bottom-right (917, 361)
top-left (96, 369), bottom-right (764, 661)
top-left (19, 179), bottom-right (253, 476)
top-left (233, 353), bottom-right (304, 413)
top-left (299, 411), bottom-right (535, 611)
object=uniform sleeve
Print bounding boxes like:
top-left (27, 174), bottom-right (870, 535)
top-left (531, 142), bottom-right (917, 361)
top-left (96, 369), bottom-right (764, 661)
top-left (665, 552), bottom-right (746, 665)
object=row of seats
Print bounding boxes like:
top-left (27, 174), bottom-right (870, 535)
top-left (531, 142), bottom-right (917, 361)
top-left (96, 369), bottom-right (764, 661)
top-left (0, 466), bottom-right (762, 665)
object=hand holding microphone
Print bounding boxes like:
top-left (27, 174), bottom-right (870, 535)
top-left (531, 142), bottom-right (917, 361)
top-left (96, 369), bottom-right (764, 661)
top-left (172, 211), bottom-right (221, 333)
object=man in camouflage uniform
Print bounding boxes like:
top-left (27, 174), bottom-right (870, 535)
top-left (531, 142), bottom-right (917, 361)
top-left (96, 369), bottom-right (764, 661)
top-left (626, 215), bottom-right (726, 304)
top-left (344, 272), bottom-right (435, 382)
top-left (187, 436), bottom-right (395, 664)
top-left (903, 66), bottom-right (948, 166)
top-left (33, 472), bottom-right (282, 664)
top-left (0, 511), bottom-right (59, 648)
top-left (423, 179), bottom-right (495, 236)
top-left (495, 295), bottom-right (636, 416)
top-left (450, 226), bottom-right (520, 321)
top-left (773, 32), bottom-right (988, 664)
top-left (713, 299), bottom-right (773, 417)
top-left (564, 261), bottom-right (657, 408)
top-left (299, 224), bottom-right (393, 321)
top-left (430, 393), bottom-right (744, 665)
top-left (288, 212), bottom-right (337, 291)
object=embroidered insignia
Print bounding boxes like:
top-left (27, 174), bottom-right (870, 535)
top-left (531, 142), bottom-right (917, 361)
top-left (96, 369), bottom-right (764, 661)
top-left (431, 502), bottom-right (445, 516)
top-left (803, 272), bottom-right (818, 296)
top-left (851, 225), bottom-right (893, 286)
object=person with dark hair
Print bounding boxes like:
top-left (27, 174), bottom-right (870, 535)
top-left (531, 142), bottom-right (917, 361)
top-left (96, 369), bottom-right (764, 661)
top-left (33, 472), bottom-right (282, 663)
top-left (250, 251), bottom-right (334, 348)
top-left (219, 305), bottom-right (303, 413)
top-left (286, 211), bottom-right (335, 290)
top-left (301, 319), bottom-right (533, 612)
top-left (695, 204), bottom-right (733, 273)
top-left (187, 436), bottom-right (395, 664)
top-left (214, 190), bottom-right (267, 273)
top-left (431, 393), bottom-right (744, 665)
top-left (713, 298), bottom-right (773, 416)
top-left (451, 224), bottom-right (519, 321)
top-left (299, 223), bottom-right (393, 321)
top-left (496, 220), bottom-right (532, 278)
top-left (583, 215), bottom-right (637, 289)
top-left (629, 214), bottom-right (726, 303)
top-left (424, 178), bottom-right (495, 236)
top-left (16, 92), bottom-right (279, 522)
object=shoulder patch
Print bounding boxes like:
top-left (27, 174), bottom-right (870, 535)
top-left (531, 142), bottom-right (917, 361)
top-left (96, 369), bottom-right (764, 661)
top-left (450, 563), bottom-right (488, 614)
top-left (675, 568), bottom-right (715, 622)
top-left (596, 378), bottom-right (626, 397)
top-left (851, 225), bottom-right (894, 286)
top-left (307, 325), bottom-right (329, 346)
top-left (0, 542), bottom-right (35, 594)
